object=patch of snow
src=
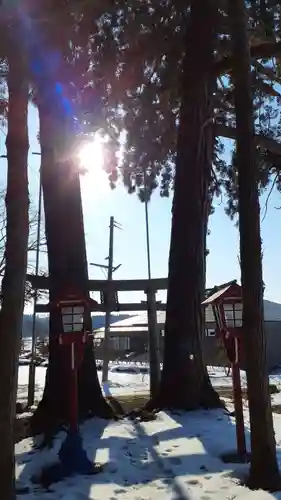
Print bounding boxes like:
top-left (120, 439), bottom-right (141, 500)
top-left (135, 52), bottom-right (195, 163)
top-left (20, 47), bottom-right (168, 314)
top-left (15, 409), bottom-right (281, 499)
top-left (17, 365), bottom-right (150, 403)
top-left (17, 366), bottom-right (47, 403)
top-left (17, 364), bottom-right (281, 405)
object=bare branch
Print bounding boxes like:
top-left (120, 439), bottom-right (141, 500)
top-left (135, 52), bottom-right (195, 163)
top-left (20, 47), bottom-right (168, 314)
top-left (0, 188), bottom-right (46, 303)
top-left (261, 173), bottom-right (279, 222)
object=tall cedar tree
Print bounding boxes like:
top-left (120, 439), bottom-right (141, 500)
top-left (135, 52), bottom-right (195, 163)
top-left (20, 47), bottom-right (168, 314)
top-left (28, 33), bottom-right (113, 434)
top-left (229, 0), bottom-right (280, 490)
top-left (31, 106), bottom-right (113, 435)
top-left (157, 0), bottom-right (221, 409)
top-left (0, 34), bottom-right (29, 499)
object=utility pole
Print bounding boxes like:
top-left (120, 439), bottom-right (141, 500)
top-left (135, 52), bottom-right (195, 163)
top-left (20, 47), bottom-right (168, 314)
top-left (146, 286), bottom-right (161, 398)
top-left (143, 167), bottom-right (160, 399)
top-left (102, 216), bottom-right (114, 383)
top-left (144, 189), bottom-right (151, 280)
top-left (90, 216), bottom-right (121, 383)
top-left (28, 153), bottom-right (42, 407)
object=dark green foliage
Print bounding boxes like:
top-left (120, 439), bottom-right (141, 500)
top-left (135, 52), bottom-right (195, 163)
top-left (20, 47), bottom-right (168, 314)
top-left (79, 0), bottom-right (281, 210)
top-left (2, 1), bottom-right (281, 209)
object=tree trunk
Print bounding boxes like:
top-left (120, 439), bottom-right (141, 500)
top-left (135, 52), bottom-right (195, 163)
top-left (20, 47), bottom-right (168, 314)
top-left (0, 45), bottom-right (29, 499)
top-left (30, 91), bottom-right (113, 435)
top-left (158, 0), bottom-right (221, 410)
top-left (229, 0), bottom-right (280, 491)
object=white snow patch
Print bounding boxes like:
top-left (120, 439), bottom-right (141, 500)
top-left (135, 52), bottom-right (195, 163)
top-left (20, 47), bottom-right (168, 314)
top-left (17, 365), bottom-right (150, 403)
top-left (15, 409), bottom-right (281, 499)
top-left (17, 364), bottom-right (281, 404)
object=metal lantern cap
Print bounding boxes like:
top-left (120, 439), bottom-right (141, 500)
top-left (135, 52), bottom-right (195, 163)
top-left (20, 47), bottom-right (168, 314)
top-left (203, 282), bottom-right (241, 304)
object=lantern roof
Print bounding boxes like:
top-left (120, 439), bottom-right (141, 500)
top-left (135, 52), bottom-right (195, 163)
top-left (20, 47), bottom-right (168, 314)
top-left (48, 296), bottom-right (98, 309)
top-left (202, 282), bottom-right (241, 306)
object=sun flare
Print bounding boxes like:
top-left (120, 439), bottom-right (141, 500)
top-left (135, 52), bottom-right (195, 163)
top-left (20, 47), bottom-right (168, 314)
top-left (79, 138), bottom-right (104, 171)
top-left (78, 135), bottom-right (109, 195)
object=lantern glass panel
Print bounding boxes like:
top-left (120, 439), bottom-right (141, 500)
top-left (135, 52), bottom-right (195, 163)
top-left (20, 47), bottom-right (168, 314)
top-left (223, 301), bottom-right (242, 327)
top-left (61, 304), bottom-right (84, 333)
top-left (212, 304), bottom-right (223, 330)
top-left (74, 306), bottom-right (84, 314)
top-left (62, 307), bottom-right (72, 315)
top-left (234, 302), bottom-right (242, 326)
top-left (205, 305), bottom-right (215, 322)
top-left (63, 323), bottom-right (73, 332)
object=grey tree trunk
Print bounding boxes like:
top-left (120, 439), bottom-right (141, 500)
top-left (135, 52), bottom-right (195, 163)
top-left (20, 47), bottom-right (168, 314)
top-left (0, 43), bottom-right (29, 499)
top-left (159, 0), bottom-right (221, 410)
top-left (229, 0), bottom-right (280, 490)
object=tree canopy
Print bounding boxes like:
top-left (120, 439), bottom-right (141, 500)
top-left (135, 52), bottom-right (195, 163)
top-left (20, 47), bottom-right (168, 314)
top-left (1, 1), bottom-right (281, 210)
top-left (76, 0), bottom-right (281, 211)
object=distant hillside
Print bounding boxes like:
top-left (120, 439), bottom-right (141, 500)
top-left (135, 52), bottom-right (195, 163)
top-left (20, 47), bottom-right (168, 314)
top-left (22, 313), bottom-right (132, 338)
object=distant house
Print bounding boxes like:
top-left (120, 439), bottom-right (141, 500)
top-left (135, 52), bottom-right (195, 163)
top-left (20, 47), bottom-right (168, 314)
top-left (94, 313), bottom-right (157, 362)
top-left (94, 287), bottom-right (281, 372)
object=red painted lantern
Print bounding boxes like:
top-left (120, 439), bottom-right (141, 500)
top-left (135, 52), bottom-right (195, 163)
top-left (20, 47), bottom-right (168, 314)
top-left (202, 282), bottom-right (246, 457)
top-left (55, 294), bottom-right (97, 430)
top-left (53, 295), bottom-right (98, 474)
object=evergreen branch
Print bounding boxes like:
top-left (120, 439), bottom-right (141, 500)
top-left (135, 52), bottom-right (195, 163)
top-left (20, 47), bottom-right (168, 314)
top-left (214, 41), bottom-right (281, 76)
top-left (215, 123), bottom-right (281, 156)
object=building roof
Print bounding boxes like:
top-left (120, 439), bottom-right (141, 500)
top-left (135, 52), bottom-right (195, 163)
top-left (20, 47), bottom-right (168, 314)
top-left (108, 311), bottom-right (166, 327)
top-left (94, 325), bottom-right (149, 338)
top-left (94, 298), bottom-right (281, 333)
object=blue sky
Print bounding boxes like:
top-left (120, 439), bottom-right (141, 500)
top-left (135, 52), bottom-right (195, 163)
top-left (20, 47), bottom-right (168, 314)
top-left (1, 104), bottom-right (281, 306)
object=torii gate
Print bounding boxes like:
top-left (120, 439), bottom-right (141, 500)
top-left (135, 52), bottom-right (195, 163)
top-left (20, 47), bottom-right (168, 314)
top-left (26, 274), bottom-right (168, 399)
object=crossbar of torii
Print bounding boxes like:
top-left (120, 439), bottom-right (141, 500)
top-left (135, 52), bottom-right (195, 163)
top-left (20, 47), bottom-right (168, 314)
top-left (26, 274), bottom-right (168, 312)
top-left (26, 274), bottom-right (168, 292)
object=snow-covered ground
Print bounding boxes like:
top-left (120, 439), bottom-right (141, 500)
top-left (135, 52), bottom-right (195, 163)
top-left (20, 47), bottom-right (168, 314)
top-left (15, 364), bottom-right (281, 499)
top-left (17, 364), bottom-right (281, 403)
top-left (15, 407), bottom-right (281, 500)
top-left (17, 365), bottom-right (151, 403)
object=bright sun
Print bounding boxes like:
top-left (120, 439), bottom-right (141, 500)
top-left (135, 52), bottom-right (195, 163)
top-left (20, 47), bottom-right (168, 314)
top-left (78, 135), bottom-right (109, 195)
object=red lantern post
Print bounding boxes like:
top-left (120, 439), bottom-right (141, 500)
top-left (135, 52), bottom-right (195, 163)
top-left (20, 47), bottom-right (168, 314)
top-left (54, 294), bottom-right (98, 475)
top-left (203, 283), bottom-right (246, 457)
top-left (231, 336), bottom-right (245, 455)
top-left (223, 328), bottom-right (246, 456)
top-left (58, 297), bottom-right (88, 431)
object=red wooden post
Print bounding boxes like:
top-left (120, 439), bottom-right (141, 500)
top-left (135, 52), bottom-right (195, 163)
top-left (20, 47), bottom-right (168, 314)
top-left (69, 342), bottom-right (78, 432)
top-left (231, 338), bottom-right (246, 456)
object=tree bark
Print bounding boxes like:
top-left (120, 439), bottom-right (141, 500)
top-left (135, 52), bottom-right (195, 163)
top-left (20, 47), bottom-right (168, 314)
top-left (30, 86), bottom-right (113, 435)
top-left (0, 44), bottom-right (29, 499)
top-left (229, 0), bottom-right (280, 491)
top-left (158, 0), bottom-right (221, 410)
